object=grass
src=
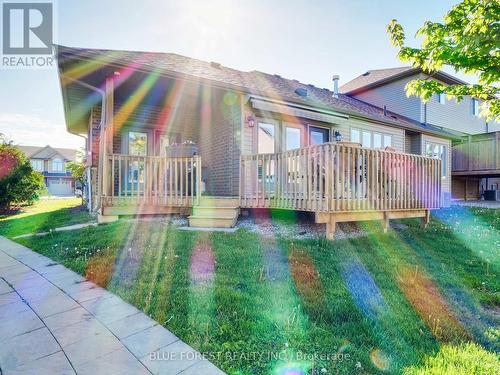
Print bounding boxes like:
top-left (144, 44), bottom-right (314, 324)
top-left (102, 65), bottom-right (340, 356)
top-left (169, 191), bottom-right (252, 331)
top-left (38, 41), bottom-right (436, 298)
top-left (3, 200), bottom-right (500, 374)
top-left (0, 198), bottom-right (91, 238)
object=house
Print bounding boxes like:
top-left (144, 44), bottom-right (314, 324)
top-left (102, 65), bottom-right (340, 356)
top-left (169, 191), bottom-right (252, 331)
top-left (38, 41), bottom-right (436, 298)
top-left (56, 45), bottom-right (453, 238)
top-left (340, 67), bottom-right (500, 201)
top-left (18, 145), bottom-right (77, 196)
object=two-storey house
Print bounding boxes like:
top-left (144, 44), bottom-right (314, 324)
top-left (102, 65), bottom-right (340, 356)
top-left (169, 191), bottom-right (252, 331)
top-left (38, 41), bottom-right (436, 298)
top-left (341, 67), bottom-right (500, 201)
top-left (18, 145), bottom-right (77, 196)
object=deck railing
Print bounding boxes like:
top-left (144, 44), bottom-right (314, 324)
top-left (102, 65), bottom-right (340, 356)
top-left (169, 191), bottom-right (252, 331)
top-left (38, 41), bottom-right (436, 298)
top-left (102, 154), bottom-right (201, 207)
top-left (240, 143), bottom-right (441, 212)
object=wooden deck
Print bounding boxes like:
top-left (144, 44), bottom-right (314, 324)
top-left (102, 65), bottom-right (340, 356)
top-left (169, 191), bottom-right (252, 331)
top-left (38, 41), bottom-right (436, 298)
top-left (101, 154), bottom-right (201, 215)
top-left (240, 143), bottom-right (441, 238)
top-left (98, 144), bottom-right (442, 237)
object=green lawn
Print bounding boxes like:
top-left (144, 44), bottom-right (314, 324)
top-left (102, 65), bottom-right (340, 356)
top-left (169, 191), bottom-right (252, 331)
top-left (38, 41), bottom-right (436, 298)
top-left (0, 198), bottom-right (91, 238)
top-left (3, 200), bottom-right (499, 374)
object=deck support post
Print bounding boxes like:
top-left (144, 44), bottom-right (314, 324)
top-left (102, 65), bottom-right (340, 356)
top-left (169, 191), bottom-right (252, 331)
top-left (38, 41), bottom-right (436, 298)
top-left (421, 209), bottom-right (430, 229)
top-left (382, 211), bottom-right (389, 233)
top-left (326, 215), bottom-right (336, 240)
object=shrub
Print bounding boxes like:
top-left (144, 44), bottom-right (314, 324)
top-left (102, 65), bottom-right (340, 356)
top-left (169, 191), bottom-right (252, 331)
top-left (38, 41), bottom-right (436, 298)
top-left (0, 142), bottom-right (45, 209)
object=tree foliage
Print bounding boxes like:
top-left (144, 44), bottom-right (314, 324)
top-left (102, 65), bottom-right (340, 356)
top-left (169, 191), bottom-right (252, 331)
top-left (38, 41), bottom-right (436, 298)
top-left (387, 0), bottom-right (500, 120)
top-left (0, 141), bottom-right (45, 209)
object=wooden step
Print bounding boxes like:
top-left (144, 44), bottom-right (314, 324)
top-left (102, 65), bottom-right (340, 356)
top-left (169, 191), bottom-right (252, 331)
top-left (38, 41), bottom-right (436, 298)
top-left (197, 196), bottom-right (239, 207)
top-left (193, 206), bottom-right (240, 216)
top-left (188, 214), bottom-right (238, 228)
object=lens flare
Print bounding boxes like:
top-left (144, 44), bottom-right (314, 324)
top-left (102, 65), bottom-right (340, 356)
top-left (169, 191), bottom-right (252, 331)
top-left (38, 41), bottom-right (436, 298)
top-left (370, 348), bottom-right (390, 371)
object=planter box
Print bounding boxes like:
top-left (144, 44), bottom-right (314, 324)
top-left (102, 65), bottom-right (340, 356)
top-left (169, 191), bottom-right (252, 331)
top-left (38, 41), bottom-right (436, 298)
top-left (165, 145), bottom-right (198, 157)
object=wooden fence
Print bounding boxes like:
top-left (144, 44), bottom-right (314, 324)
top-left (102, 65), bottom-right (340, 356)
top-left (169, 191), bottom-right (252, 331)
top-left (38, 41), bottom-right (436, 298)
top-left (240, 143), bottom-right (441, 212)
top-left (102, 154), bottom-right (201, 207)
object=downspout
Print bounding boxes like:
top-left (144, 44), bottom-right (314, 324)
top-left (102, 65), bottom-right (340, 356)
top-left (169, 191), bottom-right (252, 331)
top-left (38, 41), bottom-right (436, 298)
top-left (60, 74), bottom-right (106, 215)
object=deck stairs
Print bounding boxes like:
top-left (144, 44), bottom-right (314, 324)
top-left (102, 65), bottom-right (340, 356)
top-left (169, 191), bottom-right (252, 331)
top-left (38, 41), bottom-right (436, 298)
top-left (188, 196), bottom-right (240, 228)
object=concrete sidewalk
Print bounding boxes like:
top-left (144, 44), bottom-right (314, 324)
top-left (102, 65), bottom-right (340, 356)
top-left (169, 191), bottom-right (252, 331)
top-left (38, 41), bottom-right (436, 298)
top-left (0, 236), bottom-right (225, 375)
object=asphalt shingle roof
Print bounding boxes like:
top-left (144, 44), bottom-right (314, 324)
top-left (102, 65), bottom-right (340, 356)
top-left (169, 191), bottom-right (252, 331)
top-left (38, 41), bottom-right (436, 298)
top-left (57, 45), bottom-right (458, 139)
top-left (18, 145), bottom-right (77, 161)
top-left (339, 67), bottom-right (415, 94)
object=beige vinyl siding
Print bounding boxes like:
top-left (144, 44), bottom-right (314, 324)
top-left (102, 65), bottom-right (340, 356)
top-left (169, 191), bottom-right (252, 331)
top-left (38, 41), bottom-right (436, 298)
top-left (352, 75), bottom-right (422, 122)
top-left (421, 134), bottom-right (452, 205)
top-left (424, 77), bottom-right (489, 134)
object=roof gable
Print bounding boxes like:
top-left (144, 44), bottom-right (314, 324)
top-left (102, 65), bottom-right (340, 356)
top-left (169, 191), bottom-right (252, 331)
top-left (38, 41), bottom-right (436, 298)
top-left (18, 145), bottom-right (77, 161)
top-left (340, 66), bottom-right (468, 94)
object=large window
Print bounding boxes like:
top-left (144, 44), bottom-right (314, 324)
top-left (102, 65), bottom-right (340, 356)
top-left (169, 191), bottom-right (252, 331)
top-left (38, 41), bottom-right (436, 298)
top-left (31, 159), bottom-right (43, 171)
top-left (51, 158), bottom-right (64, 172)
top-left (351, 128), bottom-right (392, 149)
top-left (258, 123), bottom-right (276, 154)
top-left (285, 127), bottom-right (301, 151)
top-left (425, 142), bottom-right (447, 178)
top-left (309, 126), bottom-right (329, 145)
top-left (128, 131), bottom-right (148, 156)
top-left (127, 131), bottom-right (147, 185)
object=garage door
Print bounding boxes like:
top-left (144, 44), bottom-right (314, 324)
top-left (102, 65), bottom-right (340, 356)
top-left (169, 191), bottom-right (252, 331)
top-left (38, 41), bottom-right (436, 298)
top-left (48, 178), bottom-right (73, 196)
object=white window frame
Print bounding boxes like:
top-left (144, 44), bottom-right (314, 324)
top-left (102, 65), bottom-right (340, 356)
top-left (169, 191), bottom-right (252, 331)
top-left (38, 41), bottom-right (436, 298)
top-left (472, 98), bottom-right (480, 117)
top-left (425, 142), bottom-right (447, 178)
top-left (437, 93), bottom-right (446, 105)
top-left (351, 127), bottom-right (392, 149)
top-left (51, 158), bottom-right (65, 172)
top-left (31, 159), bottom-right (43, 171)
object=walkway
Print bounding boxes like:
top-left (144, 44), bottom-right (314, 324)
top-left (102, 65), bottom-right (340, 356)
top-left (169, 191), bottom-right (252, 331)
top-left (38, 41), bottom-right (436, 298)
top-left (452, 200), bottom-right (500, 209)
top-left (0, 236), bottom-right (225, 375)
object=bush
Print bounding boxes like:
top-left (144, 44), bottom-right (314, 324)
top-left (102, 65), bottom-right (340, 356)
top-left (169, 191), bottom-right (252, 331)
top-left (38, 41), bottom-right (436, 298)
top-left (0, 142), bottom-right (45, 209)
top-left (403, 342), bottom-right (500, 375)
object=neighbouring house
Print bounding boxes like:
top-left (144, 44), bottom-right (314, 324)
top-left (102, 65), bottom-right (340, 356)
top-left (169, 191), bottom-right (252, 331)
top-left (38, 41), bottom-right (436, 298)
top-left (56, 45), bottom-right (455, 238)
top-left (18, 145), bottom-right (77, 196)
top-left (340, 67), bottom-right (500, 201)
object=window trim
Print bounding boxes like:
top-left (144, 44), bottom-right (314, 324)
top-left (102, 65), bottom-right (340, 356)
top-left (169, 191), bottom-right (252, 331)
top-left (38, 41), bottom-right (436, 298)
top-left (308, 125), bottom-right (330, 146)
top-left (472, 98), bottom-right (480, 117)
top-left (283, 123), bottom-right (304, 151)
top-left (256, 120), bottom-right (279, 154)
top-left (31, 159), bottom-right (44, 172)
top-left (350, 127), bottom-right (392, 149)
top-left (424, 141), bottom-right (447, 178)
top-left (437, 93), bottom-right (446, 105)
top-left (51, 158), bottom-right (65, 172)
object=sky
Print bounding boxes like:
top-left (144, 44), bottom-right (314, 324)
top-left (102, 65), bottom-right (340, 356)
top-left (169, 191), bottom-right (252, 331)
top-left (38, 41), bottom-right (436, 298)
top-left (0, 0), bottom-right (464, 150)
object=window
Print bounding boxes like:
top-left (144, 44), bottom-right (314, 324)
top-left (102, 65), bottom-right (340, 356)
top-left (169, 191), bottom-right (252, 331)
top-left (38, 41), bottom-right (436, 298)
top-left (258, 123), bottom-right (276, 154)
top-left (31, 159), bottom-right (43, 171)
top-left (362, 131), bottom-right (372, 148)
top-left (437, 93), bottom-right (446, 104)
top-left (373, 133), bottom-right (382, 149)
top-left (351, 128), bottom-right (360, 144)
top-left (128, 131), bottom-right (148, 156)
top-left (472, 98), bottom-right (480, 117)
top-left (383, 135), bottom-right (392, 148)
top-left (425, 142), bottom-right (447, 178)
top-left (51, 158), bottom-right (64, 172)
top-left (351, 128), bottom-right (392, 149)
top-left (309, 126), bottom-right (329, 145)
top-left (285, 127), bottom-right (301, 151)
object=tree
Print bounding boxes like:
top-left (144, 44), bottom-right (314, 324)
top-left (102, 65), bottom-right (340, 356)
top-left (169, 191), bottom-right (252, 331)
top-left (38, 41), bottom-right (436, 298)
top-left (0, 141), bottom-right (45, 209)
top-left (66, 158), bottom-right (86, 205)
top-left (387, 0), bottom-right (500, 120)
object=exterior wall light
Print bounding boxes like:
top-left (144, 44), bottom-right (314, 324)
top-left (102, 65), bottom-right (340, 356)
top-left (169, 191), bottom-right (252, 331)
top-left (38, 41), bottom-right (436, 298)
top-left (246, 115), bottom-right (255, 127)
top-left (335, 130), bottom-right (342, 142)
